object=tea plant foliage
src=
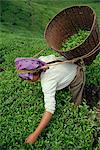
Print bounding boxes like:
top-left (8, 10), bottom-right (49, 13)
top-left (0, 0), bottom-right (100, 149)
top-left (61, 29), bottom-right (90, 51)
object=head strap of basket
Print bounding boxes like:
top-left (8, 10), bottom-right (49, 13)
top-left (44, 6), bottom-right (100, 65)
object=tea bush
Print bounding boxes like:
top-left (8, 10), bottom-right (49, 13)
top-left (0, 32), bottom-right (99, 150)
top-left (0, 70), bottom-right (98, 149)
top-left (86, 54), bottom-right (100, 86)
top-left (0, 0), bottom-right (100, 149)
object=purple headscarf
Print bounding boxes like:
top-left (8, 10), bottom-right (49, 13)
top-left (15, 58), bottom-right (47, 80)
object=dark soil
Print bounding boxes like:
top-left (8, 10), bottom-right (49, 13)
top-left (92, 130), bottom-right (100, 150)
top-left (84, 85), bottom-right (100, 150)
top-left (0, 68), bottom-right (5, 72)
top-left (84, 85), bottom-right (100, 108)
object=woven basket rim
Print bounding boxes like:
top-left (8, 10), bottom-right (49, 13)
top-left (44, 5), bottom-right (97, 52)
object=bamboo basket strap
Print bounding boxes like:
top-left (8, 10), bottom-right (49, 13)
top-left (17, 42), bottom-right (100, 74)
top-left (42, 42), bottom-right (100, 68)
top-left (32, 48), bottom-right (48, 58)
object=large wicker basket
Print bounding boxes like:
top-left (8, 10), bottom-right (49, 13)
top-left (44, 6), bottom-right (100, 65)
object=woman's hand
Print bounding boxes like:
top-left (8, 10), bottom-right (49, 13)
top-left (25, 111), bottom-right (53, 144)
top-left (25, 132), bottom-right (38, 144)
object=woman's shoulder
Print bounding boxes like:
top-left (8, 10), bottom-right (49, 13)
top-left (39, 55), bottom-right (57, 63)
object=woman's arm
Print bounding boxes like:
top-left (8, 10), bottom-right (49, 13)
top-left (25, 111), bottom-right (53, 144)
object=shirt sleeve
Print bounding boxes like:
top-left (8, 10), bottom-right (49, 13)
top-left (41, 76), bottom-right (58, 114)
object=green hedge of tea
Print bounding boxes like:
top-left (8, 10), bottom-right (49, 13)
top-left (0, 32), bottom-right (99, 150)
top-left (0, 0), bottom-right (100, 149)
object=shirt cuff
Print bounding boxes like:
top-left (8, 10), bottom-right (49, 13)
top-left (45, 108), bottom-right (55, 114)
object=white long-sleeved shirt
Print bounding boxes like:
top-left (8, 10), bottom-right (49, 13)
top-left (39, 55), bottom-right (77, 114)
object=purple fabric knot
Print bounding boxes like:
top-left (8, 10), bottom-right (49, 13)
top-left (15, 58), bottom-right (47, 80)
